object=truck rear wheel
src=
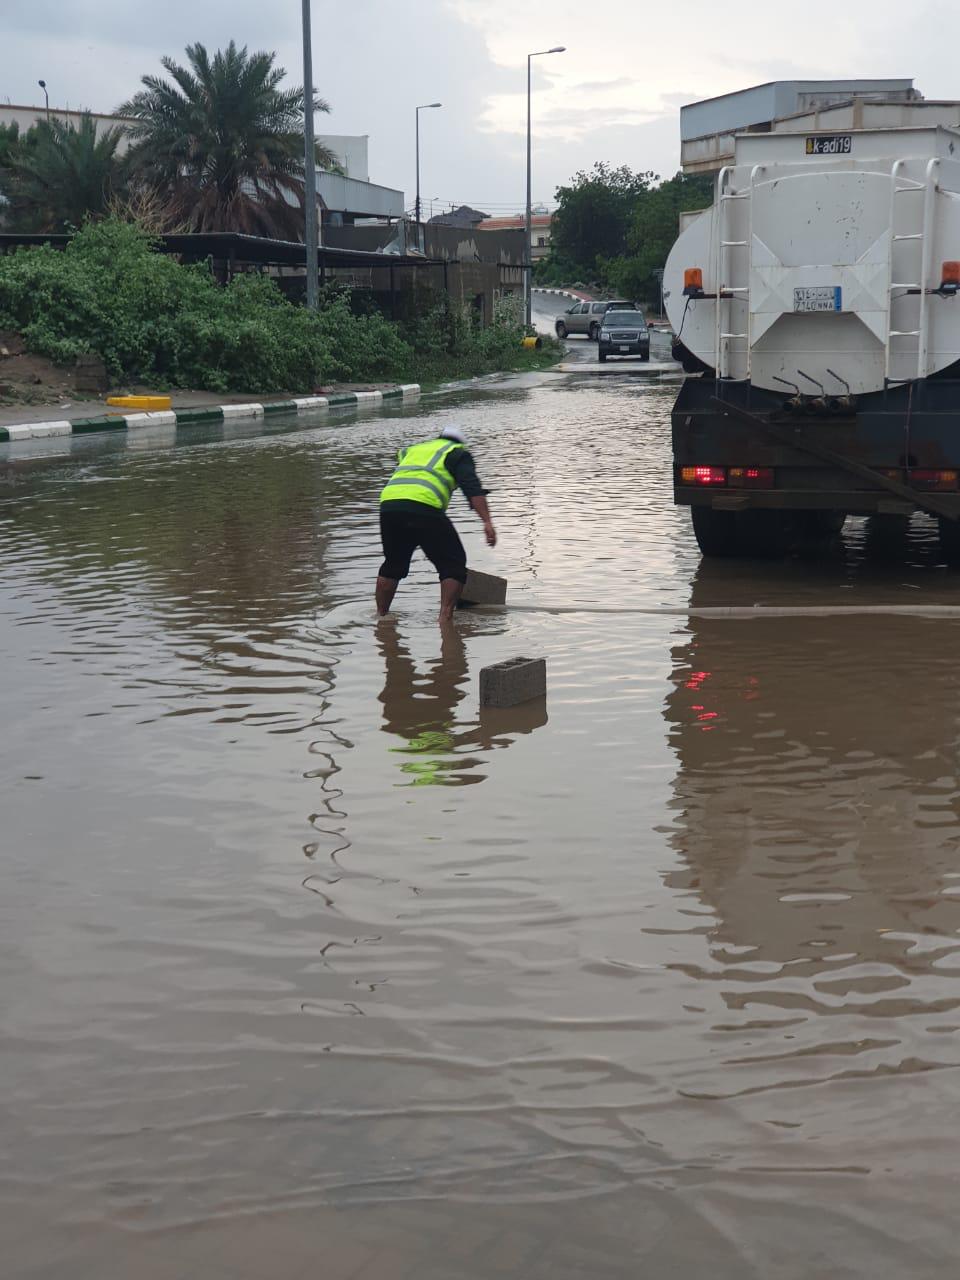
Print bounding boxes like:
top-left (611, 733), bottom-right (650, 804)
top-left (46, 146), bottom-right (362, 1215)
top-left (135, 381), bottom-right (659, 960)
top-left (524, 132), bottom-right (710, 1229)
top-left (691, 507), bottom-right (743, 556)
top-left (691, 507), bottom-right (793, 558)
top-left (938, 517), bottom-right (960, 565)
top-left (796, 510), bottom-right (846, 554)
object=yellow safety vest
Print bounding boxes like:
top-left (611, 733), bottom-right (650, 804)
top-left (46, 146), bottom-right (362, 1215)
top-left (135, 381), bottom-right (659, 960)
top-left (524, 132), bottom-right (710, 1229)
top-left (380, 438), bottom-right (460, 511)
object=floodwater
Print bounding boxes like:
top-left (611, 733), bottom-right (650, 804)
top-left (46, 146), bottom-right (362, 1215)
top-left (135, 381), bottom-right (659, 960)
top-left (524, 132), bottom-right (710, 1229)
top-left (4, 363), bottom-right (960, 1280)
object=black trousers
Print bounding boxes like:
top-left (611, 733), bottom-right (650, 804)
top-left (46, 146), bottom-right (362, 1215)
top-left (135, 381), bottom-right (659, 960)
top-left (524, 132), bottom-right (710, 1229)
top-left (379, 503), bottom-right (468, 584)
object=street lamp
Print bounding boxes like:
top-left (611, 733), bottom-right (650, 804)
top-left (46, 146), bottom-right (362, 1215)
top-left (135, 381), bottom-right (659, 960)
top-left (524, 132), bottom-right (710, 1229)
top-left (301, 0), bottom-right (320, 310)
top-left (526, 46), bottom-right (564, 328)
top-left (415, 103), bottom-right (442, 250)
top-left (38, 80), bottom-right (49, 122)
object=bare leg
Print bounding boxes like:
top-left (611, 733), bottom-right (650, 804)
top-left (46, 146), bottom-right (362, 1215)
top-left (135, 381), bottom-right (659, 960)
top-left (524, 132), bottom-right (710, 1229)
top-left (438, 577), bottom-right (463, 623)
top-left (376, 576), bottom-right (399, 616)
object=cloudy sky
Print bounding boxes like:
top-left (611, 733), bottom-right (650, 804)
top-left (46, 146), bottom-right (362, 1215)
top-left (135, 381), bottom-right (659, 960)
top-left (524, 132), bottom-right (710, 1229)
top-left (3, 0), bottom-right (958, 214)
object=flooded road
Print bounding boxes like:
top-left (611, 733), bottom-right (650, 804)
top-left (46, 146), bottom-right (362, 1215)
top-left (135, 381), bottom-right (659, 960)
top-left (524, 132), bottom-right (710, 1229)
top-left (4, 367), bottom-right (960, 1279)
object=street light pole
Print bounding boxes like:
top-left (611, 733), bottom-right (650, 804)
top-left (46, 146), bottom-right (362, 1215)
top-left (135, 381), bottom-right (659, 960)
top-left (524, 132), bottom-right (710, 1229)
top-left (38, 80), bottom-right (49, 122)
top-left (525, 46), bottom-right (564, 329)
top-left (301, 0), bottom-right (319, 310)
top-left (415, 103), bottom-right (442, 252)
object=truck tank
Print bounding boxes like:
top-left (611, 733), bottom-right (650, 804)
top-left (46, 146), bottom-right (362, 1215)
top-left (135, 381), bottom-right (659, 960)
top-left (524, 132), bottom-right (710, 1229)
top-left (664, 125), bottom-right (960, 559)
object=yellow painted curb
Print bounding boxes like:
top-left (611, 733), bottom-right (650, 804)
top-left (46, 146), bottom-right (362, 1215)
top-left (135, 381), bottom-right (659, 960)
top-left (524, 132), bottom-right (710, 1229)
top-left (106, 395), bottom-right (173, 411)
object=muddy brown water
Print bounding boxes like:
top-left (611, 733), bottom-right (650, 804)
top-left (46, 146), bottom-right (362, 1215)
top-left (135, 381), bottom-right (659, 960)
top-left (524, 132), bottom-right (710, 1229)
top-left (4, 375), bottom-right (960, 1279)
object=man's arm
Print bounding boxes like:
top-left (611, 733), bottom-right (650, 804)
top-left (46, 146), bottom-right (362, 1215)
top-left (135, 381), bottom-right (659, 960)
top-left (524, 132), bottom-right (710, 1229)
top-left (469, 494), bottom-right (497, 547)
top-left (448, 450), bottom-right (497, 547)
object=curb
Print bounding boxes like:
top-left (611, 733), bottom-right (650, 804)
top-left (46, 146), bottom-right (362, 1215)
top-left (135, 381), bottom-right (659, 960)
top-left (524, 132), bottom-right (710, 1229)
top-left (0, 384), bottom-right (421, 444)
top-left (533, 287), bottom-right (593, 302)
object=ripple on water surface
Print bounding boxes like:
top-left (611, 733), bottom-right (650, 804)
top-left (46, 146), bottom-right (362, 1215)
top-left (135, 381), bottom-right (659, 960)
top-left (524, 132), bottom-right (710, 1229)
top-left (2, 381), bottom-right (960, 1278)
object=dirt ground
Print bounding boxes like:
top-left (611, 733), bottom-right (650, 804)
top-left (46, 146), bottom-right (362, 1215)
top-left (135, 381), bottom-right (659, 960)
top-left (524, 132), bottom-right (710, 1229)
top-left (0, 330), bottom-right (410, 417)
top-left (0, 331), bottom-right (78, 407)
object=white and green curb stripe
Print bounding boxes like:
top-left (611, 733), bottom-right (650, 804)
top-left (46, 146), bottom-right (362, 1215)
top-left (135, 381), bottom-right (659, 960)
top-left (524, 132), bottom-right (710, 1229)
top-left (0, 384), bottom-right (421, 443)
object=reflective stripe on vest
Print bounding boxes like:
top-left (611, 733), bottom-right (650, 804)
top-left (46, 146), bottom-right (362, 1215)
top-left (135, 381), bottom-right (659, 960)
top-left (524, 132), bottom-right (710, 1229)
top-left (380, 439), bottom-right (459, 510)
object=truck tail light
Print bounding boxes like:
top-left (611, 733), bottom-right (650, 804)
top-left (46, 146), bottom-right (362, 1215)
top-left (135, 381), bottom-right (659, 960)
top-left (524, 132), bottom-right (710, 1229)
top-left (680, 465), bottom-right (726, 486)
top-left (728, 467), bottom-right (774, 488)
top-left (910, 469), bottom-right (959, 491)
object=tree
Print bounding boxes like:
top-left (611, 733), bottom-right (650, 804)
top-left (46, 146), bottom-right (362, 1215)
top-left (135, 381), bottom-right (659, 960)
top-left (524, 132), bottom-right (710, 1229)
top-left (0, 115), bottom-right (125, 233)
top-left (549, 163), bottom-right (655, 280)
top-left (610, 172), bottom-right (714, 305)
top-left (118, 40), bottom-right (337, 237)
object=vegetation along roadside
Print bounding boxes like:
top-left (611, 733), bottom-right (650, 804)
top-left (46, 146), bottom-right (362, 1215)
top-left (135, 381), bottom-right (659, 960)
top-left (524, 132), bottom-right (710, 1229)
top-left (0, 221), bottom-right (559, 401)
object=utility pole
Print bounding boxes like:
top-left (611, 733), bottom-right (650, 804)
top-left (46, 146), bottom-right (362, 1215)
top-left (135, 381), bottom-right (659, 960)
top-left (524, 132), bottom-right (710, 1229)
top-left (301, 0), bottom-right (319, 309)
top-left (415, 103), bottom-right (442, 253)
top-left (525, 47), bottom-right (565, 329)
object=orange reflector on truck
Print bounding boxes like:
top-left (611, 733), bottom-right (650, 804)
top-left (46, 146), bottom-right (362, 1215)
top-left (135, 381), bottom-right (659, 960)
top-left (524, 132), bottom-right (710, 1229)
top-left (683, 268), bottom-right (704, 297)
top-left (911, 469), bottom-right (959, 491)
top-left (680, 465), bottom-right (726, 486)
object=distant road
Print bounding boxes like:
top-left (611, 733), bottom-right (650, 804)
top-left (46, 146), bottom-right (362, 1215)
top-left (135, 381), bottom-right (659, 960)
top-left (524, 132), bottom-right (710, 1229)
top-left (530, 290), bottom-right (573, 338)
top-left (531, 290), bottom-right (675, 362)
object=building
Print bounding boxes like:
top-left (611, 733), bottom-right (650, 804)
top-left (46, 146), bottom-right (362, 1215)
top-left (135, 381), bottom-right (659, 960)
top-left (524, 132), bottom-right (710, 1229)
top-left (324, 220), bottom-right (528, 324)
top-left (680, 79), bottom-right (920, 175)
top-left (0, 102), bottom-right (403, 223)
top-left (428, 205), bottom-right (490, 229)
top-left (478, 213), bottom-right (552, 260)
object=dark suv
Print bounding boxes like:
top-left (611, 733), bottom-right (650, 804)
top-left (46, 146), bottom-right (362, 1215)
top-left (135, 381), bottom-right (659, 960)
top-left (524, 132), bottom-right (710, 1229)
top-left (598, 310), bottom-right (650, 362)
top-left (555, 300), bottom-right (640, 340)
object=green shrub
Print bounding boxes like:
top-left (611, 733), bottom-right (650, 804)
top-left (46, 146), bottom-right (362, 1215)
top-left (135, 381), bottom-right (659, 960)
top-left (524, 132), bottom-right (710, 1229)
top-left (0, 218), bottom-right (558, 392)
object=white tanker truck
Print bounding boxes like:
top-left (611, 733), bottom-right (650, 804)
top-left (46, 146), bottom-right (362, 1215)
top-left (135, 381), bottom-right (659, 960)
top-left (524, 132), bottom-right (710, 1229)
top-left (664, 124), bottom-right (960, 558)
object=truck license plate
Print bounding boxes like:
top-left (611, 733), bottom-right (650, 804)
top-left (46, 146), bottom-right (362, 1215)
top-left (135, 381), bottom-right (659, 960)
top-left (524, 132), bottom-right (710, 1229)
top-left (619, 345), bottom-right (630, 352)
top-left (794, 286), bottom-right (842, 313)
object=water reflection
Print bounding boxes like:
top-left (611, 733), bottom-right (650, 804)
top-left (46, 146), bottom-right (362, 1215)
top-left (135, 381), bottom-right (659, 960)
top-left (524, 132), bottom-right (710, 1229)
top-left (376, 618), bottom-right (547, 786)
top-left (663, 557), bottom-right (960, 1091)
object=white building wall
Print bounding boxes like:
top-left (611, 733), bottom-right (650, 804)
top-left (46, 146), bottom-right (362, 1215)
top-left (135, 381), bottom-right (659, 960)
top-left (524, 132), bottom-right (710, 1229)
top-left (0, 107), bottom-right (374, 185)
top-left (0, 104), bottom-right (135, 152)
top-left (316, 134), bottom-right (369, 181)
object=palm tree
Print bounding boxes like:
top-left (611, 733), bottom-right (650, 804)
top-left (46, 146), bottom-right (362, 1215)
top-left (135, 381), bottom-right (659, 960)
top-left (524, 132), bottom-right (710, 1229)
top-left (2, 115), bottom-right (125, 232)
top-left (118, 41), bottom-right (337, 239)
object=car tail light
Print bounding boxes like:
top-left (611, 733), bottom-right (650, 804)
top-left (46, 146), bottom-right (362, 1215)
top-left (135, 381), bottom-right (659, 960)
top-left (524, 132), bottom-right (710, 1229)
top-left (680, 465), bottom-right (726, 486)
top-left (910, 469), bottom-right (959, 491)
top-left (728, 467), bottom-right (774, 488)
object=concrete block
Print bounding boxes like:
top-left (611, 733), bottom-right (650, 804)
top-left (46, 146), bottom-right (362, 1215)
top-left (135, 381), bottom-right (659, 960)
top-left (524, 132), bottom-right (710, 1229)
top-left (29, 420), bottom-right (72, 438)
top-left (74, 353), bottom-right (109, 393)
top-left (480, 656), bottom-right (546, 709)
top-left (221, 403), bottom-right (265, 419)
top-left (124, 410), bottom-right (177, 428)
top-left (461, 569), bottom-right (507, 607)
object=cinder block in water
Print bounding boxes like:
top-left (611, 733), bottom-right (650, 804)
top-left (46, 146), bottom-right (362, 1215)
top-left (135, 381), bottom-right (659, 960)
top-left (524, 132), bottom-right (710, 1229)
top-left (461, 569), bottom-right (507, 607)
top-left (480, 656), bottom-right (547, 708)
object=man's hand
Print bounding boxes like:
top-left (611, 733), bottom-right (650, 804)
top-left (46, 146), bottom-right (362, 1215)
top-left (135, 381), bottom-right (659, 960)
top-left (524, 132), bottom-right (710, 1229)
top-left (470, 495), bottom-right (497, 547)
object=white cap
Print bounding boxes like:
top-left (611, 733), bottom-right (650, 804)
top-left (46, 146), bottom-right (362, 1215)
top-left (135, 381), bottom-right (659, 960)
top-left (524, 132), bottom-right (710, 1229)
top-left (439, 426), bottom-right (465, 444)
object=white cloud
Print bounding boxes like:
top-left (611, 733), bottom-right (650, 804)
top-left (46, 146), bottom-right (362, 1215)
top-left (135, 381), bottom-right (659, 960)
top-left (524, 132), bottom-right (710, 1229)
top-left (2, 0), bottom-right (959, 208)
